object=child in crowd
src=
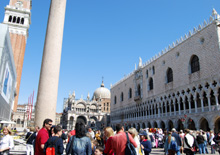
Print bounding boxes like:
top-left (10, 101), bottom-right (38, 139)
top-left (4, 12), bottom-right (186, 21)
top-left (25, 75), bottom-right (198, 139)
top-left (94, 146), bottom-right (104, 155)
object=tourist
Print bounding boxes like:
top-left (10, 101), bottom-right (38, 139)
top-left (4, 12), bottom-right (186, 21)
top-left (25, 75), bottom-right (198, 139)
top-left (88, 128), bottom-right (95, 139)
top-left (196, 131), bottom-right (205, 154)
top-left (164, 131), bottom-right (175, 155)
top-left (0, 126), bottom-right (14, 155)
top-left (103, 127), bottom-right (114, 155)
top-left (183, 129), bottom-right (194, 155)
top-left (35, 126), bottom-right (40, 135)
top-left (128, 127), bottom-right (141, 155)
top-left (35, 118), bottom-right (53, 155)
top-left (94, 146), bottom-right (104, 155)
top-left (202, 131), bottom-right (209, 154)
top-left (111, 124), bottom-right (137, 155)
top-left (171, 128), bottom-right (182, 155)
top-left (139, 130), bottom-right (152, 155)
top-left (25, 127), bottom-right (37, 155)
top-left (213, 131), bottom-right (220, 154)
top-left (209, 130), bottom-right (215, 154)
top-left (44, 125), bottom-right (64, 155)
top-left (66, 121), bottom-right (92, 155)
top-left (95, 130), bottom-right (102, 146)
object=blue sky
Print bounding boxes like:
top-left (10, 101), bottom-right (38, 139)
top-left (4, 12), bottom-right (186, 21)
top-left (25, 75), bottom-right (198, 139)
top-left (0, 0), bottom-right (220, 113)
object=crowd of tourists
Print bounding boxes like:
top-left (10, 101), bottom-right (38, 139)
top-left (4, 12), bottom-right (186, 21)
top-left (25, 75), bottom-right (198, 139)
top-left (0, 119), bottom-right (220, 155)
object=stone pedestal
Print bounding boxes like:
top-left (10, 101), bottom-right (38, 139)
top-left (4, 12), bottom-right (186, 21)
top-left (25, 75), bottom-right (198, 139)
top-left (35, 0), bottom-right (67, 127)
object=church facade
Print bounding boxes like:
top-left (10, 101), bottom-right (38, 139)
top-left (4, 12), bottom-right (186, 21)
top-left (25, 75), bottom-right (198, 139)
top-left (110, 9), bottom-right (220, 132)
top-left (61, 82), bottom-right (111, 130)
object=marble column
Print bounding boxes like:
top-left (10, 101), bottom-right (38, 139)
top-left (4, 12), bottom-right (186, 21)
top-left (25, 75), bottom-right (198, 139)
top-left (188, 98), bottom-right (192, 113)
top-left (200, 97), bottom-right (204, 112)
top-left (207, 95), bottom-right (211, 111)
top-left (35, 0), bottom-right (67, 127)
top-left (178, 99), bottom-right (181, 115)
top-left (194, 96), bottom-right (198, 113)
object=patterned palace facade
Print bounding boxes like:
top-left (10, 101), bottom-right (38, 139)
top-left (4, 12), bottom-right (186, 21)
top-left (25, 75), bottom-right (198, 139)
top-left (110, 9), bottom-right (220, 132)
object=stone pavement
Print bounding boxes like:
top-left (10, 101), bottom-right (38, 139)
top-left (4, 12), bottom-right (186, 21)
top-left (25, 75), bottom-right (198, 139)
top-left (151, 146), bottom-right (219, 155)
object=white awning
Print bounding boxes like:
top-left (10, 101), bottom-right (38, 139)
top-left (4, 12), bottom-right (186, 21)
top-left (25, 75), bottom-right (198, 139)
top-left (0, 120), bottom-right (16, 124)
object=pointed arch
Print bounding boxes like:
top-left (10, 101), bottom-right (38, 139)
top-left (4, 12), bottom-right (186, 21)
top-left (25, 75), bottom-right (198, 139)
top-left (166, 68), bottom-right (173, 83)
top-left (190, 55), bottom-right (200, 73)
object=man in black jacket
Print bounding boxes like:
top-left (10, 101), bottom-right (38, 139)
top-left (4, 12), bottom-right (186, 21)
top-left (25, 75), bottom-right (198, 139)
top-left (171, 128), bottom-right (182, 155)
top-left (213, 131), bottom-right (220, 153)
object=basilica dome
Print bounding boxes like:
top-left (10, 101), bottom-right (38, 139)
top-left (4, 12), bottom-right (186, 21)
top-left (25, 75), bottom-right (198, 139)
top-left (93, 82), bottom-right (111, 100)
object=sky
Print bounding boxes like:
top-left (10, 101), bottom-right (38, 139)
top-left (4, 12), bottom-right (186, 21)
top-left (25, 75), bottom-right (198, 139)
top-left (0, 0), bottom-right (220, 113)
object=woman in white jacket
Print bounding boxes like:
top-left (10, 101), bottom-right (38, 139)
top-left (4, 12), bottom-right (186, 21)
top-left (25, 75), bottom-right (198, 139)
top-left (209, 130), bottom-right (215, 154)
top-left (0, 126), bottom-right (14, 155)
top-left (128, 128), bottom-right (144, 155)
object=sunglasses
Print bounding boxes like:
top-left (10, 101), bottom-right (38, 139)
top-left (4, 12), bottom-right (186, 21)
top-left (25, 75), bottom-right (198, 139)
top-left (48, 123), bottom-right (52, 126)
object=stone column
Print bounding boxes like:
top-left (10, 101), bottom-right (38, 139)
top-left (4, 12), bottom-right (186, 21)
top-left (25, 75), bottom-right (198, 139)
top-left (35, 0), bottom-right (67, 127)
top-left (158, 106), bottom-right (160, 118)
top-left (194, 96), bottom-right (198, 113)
top-left (207, 95), bottom-right (211, 111)
top-left (214, 92), bottom-right (219, 106)
top-left (188, 98), bottom-right (192, 113)
top-left (169, 102), bottom-right (172, 116)
top-left (178, 99), bottom-right (181, 115)
top-left (174, 102), bottom-right (176, 115)
top-left (165, 102), bottom-right (167, 116)
top-left (183, 99), bottom-right (186, 114)
top-left (200, 97), bottom-right (204, 112)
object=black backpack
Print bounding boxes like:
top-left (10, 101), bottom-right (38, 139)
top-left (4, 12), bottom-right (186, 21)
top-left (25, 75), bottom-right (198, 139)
top-left (125, 132), bottom-right (137, 155)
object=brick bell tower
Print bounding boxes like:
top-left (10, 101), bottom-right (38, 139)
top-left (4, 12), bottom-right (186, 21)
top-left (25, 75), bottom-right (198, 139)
top-left (3, 0), bottom-right (32, 112)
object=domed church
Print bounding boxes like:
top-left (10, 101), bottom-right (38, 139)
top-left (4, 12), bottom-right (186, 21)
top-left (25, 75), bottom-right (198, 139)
top-left (61, 81), bottom-right (111, 130)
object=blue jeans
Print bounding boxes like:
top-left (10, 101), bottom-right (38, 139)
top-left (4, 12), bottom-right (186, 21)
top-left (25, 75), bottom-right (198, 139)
top-left (204, 141), bottom-right (209, 154)
top-left (176, 146), bottom-right (181, 155)
top-left (199, 143), bottom-right (205, 154)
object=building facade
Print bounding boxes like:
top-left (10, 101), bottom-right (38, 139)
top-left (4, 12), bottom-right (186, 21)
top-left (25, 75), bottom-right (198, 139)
top-left (110, 9), bottom-right (220, 133)
top-left (0, 24), bottom-right (17, 122)
top-left (3, 0), bottom-right (32, 111)
top-left (62, 82), bottom-right (111, 130)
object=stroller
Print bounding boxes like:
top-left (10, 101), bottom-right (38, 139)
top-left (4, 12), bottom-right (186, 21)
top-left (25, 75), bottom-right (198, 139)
top-left (158, 134), bottom-right (164, 148)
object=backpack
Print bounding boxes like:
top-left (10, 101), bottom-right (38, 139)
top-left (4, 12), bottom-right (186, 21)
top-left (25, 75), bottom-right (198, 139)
top-left (170, 139), bottom-right (178, 152)
top-left (46, 137), bottom-right (59, 155)
top-left (125, 132), bottom-right (137, 155)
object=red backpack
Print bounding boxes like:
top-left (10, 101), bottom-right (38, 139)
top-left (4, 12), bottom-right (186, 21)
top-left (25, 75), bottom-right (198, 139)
top-left (46, 137), bottom-right (59, 155)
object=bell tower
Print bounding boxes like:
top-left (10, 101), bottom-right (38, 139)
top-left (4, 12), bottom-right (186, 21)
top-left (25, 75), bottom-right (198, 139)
top-left (3, 0), bottom-right (32, 111)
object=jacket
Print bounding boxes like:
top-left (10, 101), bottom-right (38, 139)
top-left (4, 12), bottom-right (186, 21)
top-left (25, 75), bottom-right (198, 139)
top-left (66, 136), bottom-right (92, 155)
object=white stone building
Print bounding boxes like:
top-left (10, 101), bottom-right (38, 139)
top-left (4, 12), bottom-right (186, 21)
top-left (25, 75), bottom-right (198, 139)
top-left (62, 82), bottom-right (111, 130)
top-left (0, 24), bottom-right (17, 122)
top-left (110, 9), bottom-right (220, 133)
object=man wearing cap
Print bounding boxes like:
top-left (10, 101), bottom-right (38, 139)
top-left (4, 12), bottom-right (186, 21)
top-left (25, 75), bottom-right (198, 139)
top-left (111, 124), bottom-right (137, 155)
top-left (139, 130), bottom-right (152, 155)
top-left (171, 128), bottom-right (182, 155)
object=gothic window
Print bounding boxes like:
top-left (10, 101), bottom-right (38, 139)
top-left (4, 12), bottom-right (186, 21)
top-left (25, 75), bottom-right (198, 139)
top-left (8, 16), bottom-right (12, 22)
top-left (21, 18), bottom-right (24, 24)
top-left (137, 84), bottom-right (141, 96)
top-left (190, 55), bottom-right (200, 73)
top-left (167, 68), bottom-right (173, 83)
top-left (120, 92), bottom-right (124, 102)
top-left (149, 78), bottom-right (153, 90)
top-left (17, 17), bottom-right (20, 24)
top-left (152, 66), bottom-right (155, 75)
top-left (146, 70), bottom-right (148, 78)
top-left (128, 88), bottom-right (132, 99)
top-left (114, 96), bottom-right (117, 104)
top-left (13, 16), bottom-right (16, 23)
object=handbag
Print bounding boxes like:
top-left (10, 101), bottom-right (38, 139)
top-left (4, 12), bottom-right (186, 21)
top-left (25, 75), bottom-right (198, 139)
top-left (67, 136), bottom-right (75, 155)
top-left (125, 132), bottom-right (137, 155)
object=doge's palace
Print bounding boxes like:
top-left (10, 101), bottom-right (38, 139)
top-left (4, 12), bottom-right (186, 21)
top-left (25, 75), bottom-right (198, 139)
top-left (110, 9), bottom-right (220, 132)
